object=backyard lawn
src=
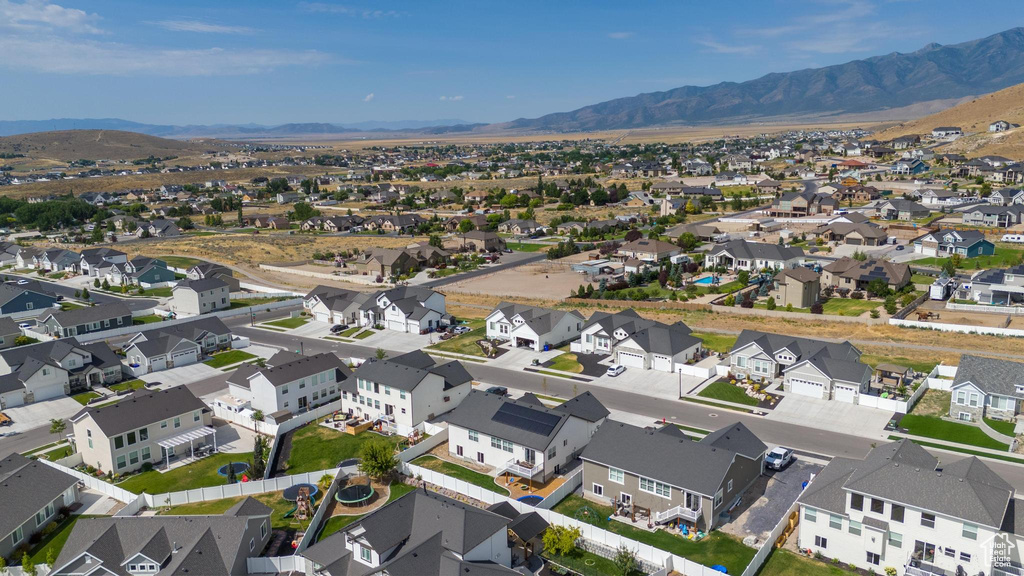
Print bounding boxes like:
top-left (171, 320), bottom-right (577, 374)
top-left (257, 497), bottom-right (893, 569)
top-left (410, 455), bottom-right (509, 495)
top-left (72, 391), bottom-right (101, 405)
top-left (544, 549), bottom-right (637, 576)
top-left (427, 320), bottom-right (486, 357)
top-left (547, 352), bottom-right (584, 373)
top-left (317, 481), bottom-right (415, 541)
top-left (758, 549), bottom-right (858, 576)
top-left (551, 495), bottom-right (755, 572)
top-left (158, 255), bottom-right (203, 269)
top-left (506, 242), bottom-right (547, 252)
top-left (108, 379), bottom-right (145, 393)
top-left (914, 246), bottom-right (1024, 269)
top-left (204, 350), bottom-right (257, 368)
top-left (27, 515), bottom-right (101, 565)
top-left (898, 414), bottom-right (1008, 450)
top-left (117, 452), bottom-right (244, 494)
top-left (692, 332), bottom-right (738, 354)
top-left (229, 297), bottom-right (293, 309)
top-left (820, 298), bottom-right (879, 316)
top-left (860, 354), bottom-right (938, 375)
top-left (285, 425), bottom-right (402, 475)
top-left (697, 381), bottom-right (758, 406)
top-left (140, 287), bottom-right (173, 298)
top-left (265, 316), bottom-right (310, 329)
top-left (160, 491), bottom-right (297, 531)
top-left (132, 314), bottom-right (167, 324)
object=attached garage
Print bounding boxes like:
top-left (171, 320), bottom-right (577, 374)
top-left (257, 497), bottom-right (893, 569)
top-left (617, 351), bottom-right (645, 369)
top-left (0, 389), bottom-right (24, 408)
top-left (789, 378), bottom-right (824, 399)
top-left (652, 355), bottom-right (672, 372)
top-left (170, 348), bottom-right (198, 368)
top-left (834, 384), bottom-right (858, 403)
top-left (150, 356), bottom-right (168, 372)
top-left (315, 311), bottom-right (332, 323)
top-left (31, 382), bottom-right (67, 402)
top-left (388, 319), bottom-right (408, 332)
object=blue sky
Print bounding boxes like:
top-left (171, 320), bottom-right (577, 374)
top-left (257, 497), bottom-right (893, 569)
top-left (1, 0), bottom-right (1022, 126)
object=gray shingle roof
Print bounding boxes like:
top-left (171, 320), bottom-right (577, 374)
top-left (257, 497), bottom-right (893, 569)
top-left (620, 322), bottom-right (701, 357)
top-left (257, 352), bottom-right (351, 387)
top-left (173, 277), bottom-right (228, 292)
top-left (70, 387), bottom-right (208, 437)
top-left (44, 301), bottom-right (131, 327)
top-left (444, 390), bottom-right (577, 451)
top-left (708, 239), bottom-right (805, 262)
top-left (953, 354), bottom-right (1024, 399)
top-left (553, 390), bottom-right (610, 423)
top-left (581, 421), bottom-right (764, 498)
top-left (0, 453), bottom-right (78, 540)
top-left (582, 308), bottom-right (654, 335)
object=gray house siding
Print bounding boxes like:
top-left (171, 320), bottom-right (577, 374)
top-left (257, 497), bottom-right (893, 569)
top-left (0, 488), bottom-right (76, 559)
top-left (0, 291), bottom-right (57, 315)
top-left (42, 313), bottom-right (133, 338)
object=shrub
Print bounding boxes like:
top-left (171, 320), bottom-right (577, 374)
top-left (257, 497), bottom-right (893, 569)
top-left (766, 297), bottom-right (777, 310)
top-left (810, 303), bottom-right (824, 314)
top-left (870, 310), bottom-right (880, 319)
top-left (850, 291), bottom-right (865, 300)
top-left (884, 296), bottom-right (897, 315)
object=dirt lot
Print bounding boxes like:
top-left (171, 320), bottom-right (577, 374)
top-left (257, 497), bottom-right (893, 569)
top-left (444, 260), bottom-right (583, 300)
top-left (917, 299), bottom-right (1020, 328)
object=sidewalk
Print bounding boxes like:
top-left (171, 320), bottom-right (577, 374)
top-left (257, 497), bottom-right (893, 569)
top-left (889, 431), bottom-right (1024, 466)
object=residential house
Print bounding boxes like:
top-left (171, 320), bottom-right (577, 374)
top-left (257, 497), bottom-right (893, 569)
top-left (767, 190), bottom-right (831, 218)
top-left (728, 330), bottom-right (871, 403)
top-left (616, 239), bottom-right (681, 263)
top-left (0, 317), bottom-right (21, 350)
top-left (497, 219), bottom-right (540, 235)
top-left (831, 185), bottom-right (880, 204)
top-left (363, 214), bottom-right (424, 233)
top-left (822, 258), bottom-right (911, 292)
top-left (891, 135), bottom-right (920, 149)
top-left (797, 439), bottom-right (1020, 575)
top-left (990, 120), bottom-right (1015, 132)
top-left (51, 499), bottom-right (272, 576)
top-left (0, 340), bottom-right (123, 407)
top-left (186, 262), bottom-right (240, 291)
top-left (123, 316), bottom-right (233, 375)
top-left (171, 277), bottom-right (230, 316)
top-left (79, 247), bottom-right (126, 277)
top-left (136, 219), bottom-right (181, 238)
top-left (0, 453), bottom-right (79, 560)
top-left (347, 350), bottom-right (472, 436)
top-left (40, 301), bottom-right (133, 338)
top-left (14, 246), bottom-right (43, 269)
top-left (919, 188), bottom-right (970, 207)
top-left (962, 204), bottom-right (1024, 228)
top-left (580, 421), bottom-right (766, 532)
top-left (811, 222), bottom-right (889, 246)
top-left (301, 489), bottom-right (520, 576)
top-left (890, 158), bottom-right (929, 175)
top-left (875, 199), bottom-right (930, 221)
top-left (947, 354), bottom-right (1023, 423)
top-left (443, 214), bottom-right (488, 232)
top-left (40, 249), bottom-right (80, 273)
top-left (715, 171), bottom-right (749, 185)
top-left (447, 230), bottom-right (506, 252)
top-left (305, 286), bottom-right (378, 326)
top-left (105, 256), bottom-right (176, 288)
top-left (70, 387), bottom-right (212, 473)
top-left (376, 286), bottom-right (448, 333)
top-left (227, 352), bottom-right (351, 418)
top-left (986, 188), bottom-right (1024, 206)
top-left (704, 240), bottom-right (805, 271)
top-left (0, 280), bottom-right (58, 317)
top-left (769, 268), bottom-right (821, 309)
top-left (913, 229), bottom-right (995, 258)
top-left (604, 318), bottom-right (701, 372)
top-left (622, 191), bottom-right (656, 208)
top-left (445, 390), bottom-right (608, 483)
top-left (485, 302), bottom-right (583, 352)
top-left (931, 126), bottom-right (962, 137)
top-left (965, 264), bottom-right (1024, 305)
top-left (352, 248), bottom-right (419, 278)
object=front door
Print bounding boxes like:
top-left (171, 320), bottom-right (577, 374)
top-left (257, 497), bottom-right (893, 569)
top-left (298, 396), bottom-right (308, 411)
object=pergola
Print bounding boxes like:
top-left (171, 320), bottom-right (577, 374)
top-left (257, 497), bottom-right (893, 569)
top-left (157, 426), bottom-right (217, 469)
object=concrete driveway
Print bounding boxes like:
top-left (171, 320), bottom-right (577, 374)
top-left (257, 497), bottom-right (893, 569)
top-left (593, 366), bottom-right (701, 401)
top-left (490, 343), bottom-right (563, 370)
top-left (288, 321), bottom-right (333, 339)
top-left (767, 393), bottom-right (893, 438)
top-left (140, 363), bottom-right (223, 387)
top-left (359, 329), bottom-right (434, 354)
top-left (3, 396), bottom-right (83, 433)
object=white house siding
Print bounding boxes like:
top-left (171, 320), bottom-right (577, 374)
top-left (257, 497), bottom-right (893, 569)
top-left (783, 363), bottom-right (831, 400)
top-left (578, 326), bottom-right (613, 355)
top-left (464, 530), bottom-right (512, 566)
top-left (447, 415), bottom-right (589, 482)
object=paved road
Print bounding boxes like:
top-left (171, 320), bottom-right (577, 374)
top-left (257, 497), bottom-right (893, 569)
top-left (225, 322), bottom-right (1024, 491)
top-left (419, 252), bottom-right (546, 289)
top-left (3, 275), bottom-right (159, 312)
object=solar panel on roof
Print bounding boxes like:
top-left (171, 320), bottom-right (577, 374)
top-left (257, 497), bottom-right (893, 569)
top-left (492, 402), bottom-right (561, 436)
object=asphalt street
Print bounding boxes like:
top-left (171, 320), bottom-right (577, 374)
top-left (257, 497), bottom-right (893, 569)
top-left (3, 274), bottom-right (159, 312)
top-left (419, 251), bottom-right (546, 288)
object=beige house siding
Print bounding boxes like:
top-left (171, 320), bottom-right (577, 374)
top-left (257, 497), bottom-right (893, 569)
top-left (73, 409), bottom-right (213, 474)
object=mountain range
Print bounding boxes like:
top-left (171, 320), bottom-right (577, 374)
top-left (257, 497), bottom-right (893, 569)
top-left (5, 27), bottom-right (1024, 137)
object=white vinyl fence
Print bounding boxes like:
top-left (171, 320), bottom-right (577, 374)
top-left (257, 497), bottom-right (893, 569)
top-left (856, 379), bottom-right (929, 413)
top-left (926, 364), bottom-right (958, 391)
top-left (38, 459), bottom-right (137, 503)
top-left (296, 474), bottom-right (343, 553)
top-left (247, 555), bottom-right (305, 575)
top-left (144, 468), bottom-right (340, 508)
top-left (536, 470), bottom-right (582, 510)
top-left (889, 317), bottom-right (1024, 338)
top-left (397, 428), bottom-right (449, 463)
top-left (739, 501), bottom-right (800, 576)
top-left (945, 302), bottom-right (1024, 315)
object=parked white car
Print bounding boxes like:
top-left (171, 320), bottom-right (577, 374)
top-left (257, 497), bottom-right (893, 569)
top-left (765, 447), bottom-right (794, 470)
top-left (606, 364), bottom-right (625, 377)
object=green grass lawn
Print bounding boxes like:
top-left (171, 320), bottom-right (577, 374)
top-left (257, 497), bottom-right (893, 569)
top-left (228, 296), bottom-right (293, 309)
top-left (547, 352), bottom-right (584, 373)
top-left (318, 481), bottom-right (415, 541)
top-left (984, 418), bottom-right (1018, 437)
top-left (132, 314), bottom-right (167, 324)
top-left (138, 287), bottom-right (173, 298)
top-left (160, 491), bottom-right (297, 531)
top-left (60, 301), bottom-right (84, 311)
top-left (543, 549), bottom-right (635, 576)
top-left (265, 316), bottom-right (310, 329)
top-left (158, 255), bottom-right (203, 269)
top-left (898, 414), bottom-right (1009, 450)
top-left (551, 495), bottom-right (755, 572)
top-left (27, 515), bottom-right (101, 565)
top-left (286, 425), bottom-right (402, 475)
top-left (41, 444), bottom-right (73, 461)
top-left (427, 320), bottom-right (486, 356)
top-left (911, 274), bottom-right (936, 285)
top-left (204, 350), bottom-right (257, 368)
top-left (117, 452), bottom-right (244, 494)
top-left (692, 332), bottom-right (738, 354)
top-left (339, 326), bottom-right (361, 337)
top-left (354, 330), bottom-right (374, 339)
top-left (698, 381), bottom-right (759, 406)
top-left (410, 455), bottom-right (509, 495)
top-left (72, 391), bottom-right (101, 405)
top-left (821, 298), bottom-right (880, 316)
top-left (107, 379), bottom-right (145, 393)
top-left (860, 354), bottom-right (937, 375)
top-left (507, 242), bottom-right (546, 252)
top-left (914, 246), bottom-right (1024, 269)
top-left (758, 549), bottom-right (858, 576)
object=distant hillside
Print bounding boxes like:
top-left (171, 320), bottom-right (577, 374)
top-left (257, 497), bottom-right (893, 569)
top-left (0, 130), bottom-right (224, 162)
top-left (0, 119), bottom-right (477, 139)
top-left (875, 82), bottom-right (1024, 157)
top-left (497, 27), bottom-right (1024, 132)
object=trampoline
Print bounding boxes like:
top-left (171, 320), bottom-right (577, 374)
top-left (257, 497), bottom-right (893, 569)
top-left (217, 462), bottom-right (250, 477)
top-left (517, 495), bottom-right (543, 506)
top-left (283, 483), bottom-right (320, 502)
top-left (335, 482), bottom-right (375, 506)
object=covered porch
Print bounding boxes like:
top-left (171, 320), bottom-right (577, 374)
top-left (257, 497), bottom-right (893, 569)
top-left (157, 425), bottom-right (218, 472)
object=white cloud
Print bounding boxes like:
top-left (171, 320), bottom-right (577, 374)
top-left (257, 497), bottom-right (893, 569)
top-left (0, 0), bottom-right (102, 33)
top-left (694, 38), bottom-right (760, 55)
top-left (299, 2), bottom-right (406, 18)
top-left (607, 31), bottom-right (633, 40)
top-left (363, 93), bottom-right (375, 102)
top-left (0, 35), bottom-right (331, 76)
top-left (152, 20), bottom-right (256, 34)
top-left (439, 95), bottom-right (463, 101)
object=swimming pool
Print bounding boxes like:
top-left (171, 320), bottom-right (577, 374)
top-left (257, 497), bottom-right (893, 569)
top-left (692, 276), bottom-right (715, 285)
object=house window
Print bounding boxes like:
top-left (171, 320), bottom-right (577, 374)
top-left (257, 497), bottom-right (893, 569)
top-left (547, 446), bottom-right (556, 459)
top-left (866, 552), bottom-right (880, 566)
top-left (139, 428), bottom-right (148, 441)
top-left (468, 430), bottom-right (478, 442)
top-left (592, 483), bottom-right (604, 497)
top-left (829, 514), bottom-right (842, 530)
top-left (960, 552), bottom-right (972, 562)
top-left (727, 479), bottom-right (733, 492)
top-left (11, 526), bottom-right (23, 546)
top-left (608, 467), bottom-right (624, 484)
top-left (399, 390), bottom-right (406, 400)
top-left (360, 546), bottom-right (372, 562)
top-left (944, 548), bottom-right (956, 558)
top-left (299, 381), bottom-right (305, 389)
top-left (848, 520), bottom-right (861, 536)
top-left (962, 523), bottom-right (978, 540)
top-left (384, 386), bottom-right (390, 395)
top-left (870, 498), bottom-right (884, 514)
top-left (814, 536), bottom-right (827, 549)
top-left (891, 504), bottom-right (904, 523)
top-left (117, 455), bottom-right (127, 469)
top-left (639, 477), bottom-right (670, 498)
top-left (804, 508), bottom-right (816, 522)
top-left (921, 513), bottom-right (935, 528)
top-left (114, 435), bottom-right (125, 449)
top-left (142, 447), bottom-right (150, 461)
top-left (850, 493), bottom-right (863, 511)
top-left (261, 521), bottom-right (268, 539)
top-left (888, 532), bottom-right (902, 549)
top-left (249, 538), bottom-right (255, 552)
top-left (129, 451), bottom-right (139, 465)
top-left (161, 420), bottom-right (167, 429)
top-left (173, 417), bottom-right (181, 428)
top-left (127, 431), bottom-right (136, 445)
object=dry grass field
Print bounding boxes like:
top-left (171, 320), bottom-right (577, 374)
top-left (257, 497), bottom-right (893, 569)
top-left (0, 130), bottom-right (229, 164)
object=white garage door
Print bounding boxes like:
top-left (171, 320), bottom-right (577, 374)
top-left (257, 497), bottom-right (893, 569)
top-left (652, 355), bottom-right (672, 372)
top-left (1, 390), bottom-right (24, 408)
top-left (834, 385), bottom-right (857, 403)
top-left (171, 349), bottom-right (198, 367)
top-left (315, 311), bottom-right (331, 323)
top-left (388, 319), bottom-right (407, 332)
top-left (32, 382), bottom-right (66, 402)
top-left (151, 356), bottom-right (167, 372)
top-left (618, 351), bottom-right (645, 369)
top-left (789, 378), bottom-right (824, 399)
